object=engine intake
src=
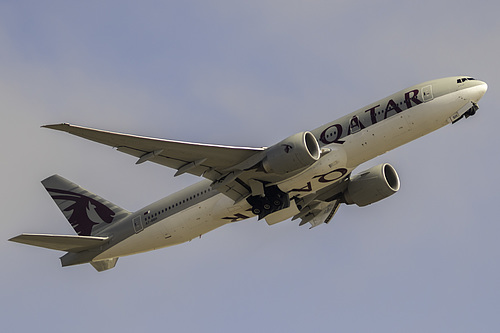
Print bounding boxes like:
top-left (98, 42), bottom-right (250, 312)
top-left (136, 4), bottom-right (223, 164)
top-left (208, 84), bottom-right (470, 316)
top-left (262, 131), bottom-right (320, 174)
top-left (344, 163), bottom-right (400, 207)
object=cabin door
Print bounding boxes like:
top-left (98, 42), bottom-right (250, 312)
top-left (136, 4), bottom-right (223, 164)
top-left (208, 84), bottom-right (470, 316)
top-left (422, 85), bottom-right (433, 102)
top-left (132, 216), bottom-right (143, 233)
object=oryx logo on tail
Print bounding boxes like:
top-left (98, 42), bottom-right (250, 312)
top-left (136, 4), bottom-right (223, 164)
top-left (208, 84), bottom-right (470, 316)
top-left (41, 175), bottom-right (130, 237)
top-left (46, 188), bottom-right (115, 236)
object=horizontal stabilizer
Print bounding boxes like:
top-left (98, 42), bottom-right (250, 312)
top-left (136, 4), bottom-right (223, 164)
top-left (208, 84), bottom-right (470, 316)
top-left (9, 233), bottom-right (109, 252)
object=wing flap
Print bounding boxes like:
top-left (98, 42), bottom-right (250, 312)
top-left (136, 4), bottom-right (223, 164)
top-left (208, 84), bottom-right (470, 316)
top-left (295, 199), bottom-right (341, 229)
top-left (9, 233), bottom-right (110, 252)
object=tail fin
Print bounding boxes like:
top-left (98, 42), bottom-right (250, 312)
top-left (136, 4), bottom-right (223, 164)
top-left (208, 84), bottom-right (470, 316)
top-left (42, 175), bottom-right (131, 236)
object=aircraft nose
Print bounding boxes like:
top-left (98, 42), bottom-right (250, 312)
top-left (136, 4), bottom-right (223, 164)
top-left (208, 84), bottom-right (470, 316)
top-left (472, 80), bottom-right (488, 102)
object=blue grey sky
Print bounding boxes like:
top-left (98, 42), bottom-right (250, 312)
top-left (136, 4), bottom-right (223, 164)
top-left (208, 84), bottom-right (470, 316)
top-left (2, 1), bottom-right (499, 332)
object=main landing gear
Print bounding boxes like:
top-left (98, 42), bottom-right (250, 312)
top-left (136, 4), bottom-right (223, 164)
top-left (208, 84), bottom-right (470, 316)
top-left (246, 185), bottom-right (290, 220)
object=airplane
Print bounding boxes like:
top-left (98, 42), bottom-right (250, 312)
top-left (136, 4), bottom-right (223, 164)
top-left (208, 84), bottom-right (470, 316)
top-left (9, 76), bottom-right (487, 272)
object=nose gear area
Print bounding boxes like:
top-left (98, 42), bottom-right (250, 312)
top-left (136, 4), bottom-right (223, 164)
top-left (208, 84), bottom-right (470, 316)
top-left (452, 102), bottom-right (479, 124)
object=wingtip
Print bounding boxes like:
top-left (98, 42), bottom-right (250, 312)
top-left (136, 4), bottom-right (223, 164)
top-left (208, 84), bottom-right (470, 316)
top-left (41, 123), bottom-right (71, 131)
top-left (8, 234), bottom-right (26, 243)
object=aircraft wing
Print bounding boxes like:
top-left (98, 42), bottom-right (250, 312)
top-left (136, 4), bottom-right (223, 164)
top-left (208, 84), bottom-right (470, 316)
top-left (44, 123), bottom-right (269, 202)
top-left (44, 123), bottom-right (265, 179)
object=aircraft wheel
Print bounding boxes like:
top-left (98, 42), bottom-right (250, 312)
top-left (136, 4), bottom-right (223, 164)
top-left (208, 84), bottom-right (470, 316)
top-left (252, 207), bottom-right (261, 215)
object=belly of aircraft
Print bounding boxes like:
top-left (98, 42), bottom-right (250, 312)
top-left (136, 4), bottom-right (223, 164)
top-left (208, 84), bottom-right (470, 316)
top-left (93, 195), bottom-right (248, 260)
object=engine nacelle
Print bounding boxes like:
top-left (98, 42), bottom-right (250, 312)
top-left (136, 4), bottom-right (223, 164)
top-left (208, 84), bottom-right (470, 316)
top-left (262, 131), bottom-right (320, 174)
top-left (344, 163), bottom-right (400, 207)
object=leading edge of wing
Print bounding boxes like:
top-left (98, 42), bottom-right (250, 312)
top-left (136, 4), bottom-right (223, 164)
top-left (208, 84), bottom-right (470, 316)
top-left (43, 123), bottom-right (265, 151)
top-left (42, 123), bottom-right (265, 176)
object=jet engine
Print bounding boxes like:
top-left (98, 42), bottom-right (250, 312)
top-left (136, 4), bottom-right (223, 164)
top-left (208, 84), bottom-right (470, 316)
top-left (262, 131), bottom-right (320, 174)
top-left (344, 163), bottom-right (400, 207)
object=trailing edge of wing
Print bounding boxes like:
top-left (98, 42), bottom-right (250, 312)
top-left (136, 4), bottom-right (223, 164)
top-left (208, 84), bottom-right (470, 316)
top-left (9, 233), bottom-right (110, 252)
top-left (42, 123), bottom-right (265, 178)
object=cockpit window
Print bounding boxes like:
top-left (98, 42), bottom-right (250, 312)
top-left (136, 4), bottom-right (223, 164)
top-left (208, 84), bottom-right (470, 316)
top-left (457, 77), bottom-right (476, 83)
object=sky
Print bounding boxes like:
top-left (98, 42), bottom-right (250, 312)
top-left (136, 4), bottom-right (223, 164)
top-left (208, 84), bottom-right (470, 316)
top-left (1, 1), bottom-right (499, 332)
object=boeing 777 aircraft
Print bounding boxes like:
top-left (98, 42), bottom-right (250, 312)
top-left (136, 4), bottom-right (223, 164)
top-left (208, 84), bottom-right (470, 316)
top-left (10, 76), bottom-right (487, 271)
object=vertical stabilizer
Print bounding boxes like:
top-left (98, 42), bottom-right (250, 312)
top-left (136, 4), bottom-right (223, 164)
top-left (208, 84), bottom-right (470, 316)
top-left (42, 175), bottom-right (130, 236)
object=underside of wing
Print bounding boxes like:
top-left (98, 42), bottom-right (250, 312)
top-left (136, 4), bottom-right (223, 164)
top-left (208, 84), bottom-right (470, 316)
top-left (43, 123), bottom-right (265, 178)
top-left (43, 123), bottom-right (280, 202)
top-left (9, 233), bottom-right (110, 252)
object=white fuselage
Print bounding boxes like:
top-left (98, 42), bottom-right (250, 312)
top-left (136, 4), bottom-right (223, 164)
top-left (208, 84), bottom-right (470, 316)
top-left (94, 78), bottom-right (487, 261)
